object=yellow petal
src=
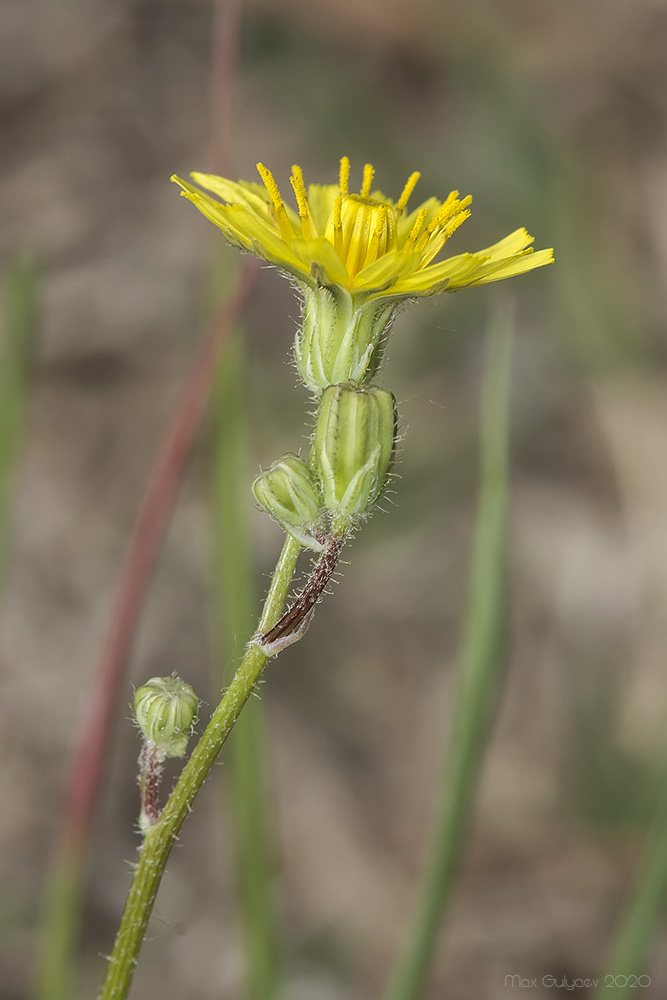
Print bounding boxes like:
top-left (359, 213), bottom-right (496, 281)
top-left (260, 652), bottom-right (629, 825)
top-left (475, 227), bottom-right (535, 259)
top-left (351, 249), bottom-right (421, 292)
top-left (291, 237), bottom-right (349, 286)
top-left (450, 247), bottom-right (555, 287)
top-left (189, 172), bottom-right (273, 221)
top-left (173, 165), bottom-right (554, 303)
top-left (224, 207), bottom-right (311, 277)
top-left (306, 184), bottom-right (339, 233)
top-left (389, 252), bottom-right (486, 297)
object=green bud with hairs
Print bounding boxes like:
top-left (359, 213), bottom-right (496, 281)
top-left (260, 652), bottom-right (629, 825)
top-left (311, 382), bottom-right (397, 531)
top-left (133, 675), bottom-right (199, 759)
top-left (252, 453), bottom-right (325, 550)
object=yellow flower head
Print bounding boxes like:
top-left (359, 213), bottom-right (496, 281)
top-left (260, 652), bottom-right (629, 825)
top-left (172, 157), bottom-right (553, 300)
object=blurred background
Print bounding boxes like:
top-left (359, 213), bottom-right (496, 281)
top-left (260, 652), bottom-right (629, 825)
top-left (2, 0), bottom-right (667, 997)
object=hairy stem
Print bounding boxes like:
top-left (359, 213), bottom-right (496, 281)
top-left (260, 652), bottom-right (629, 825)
top-left (138, 744), bottom-right (164, 831)
top-left (98, 534), bottom-right (301, 1000)
top-left (35, 265), bottom-right (256, 1000)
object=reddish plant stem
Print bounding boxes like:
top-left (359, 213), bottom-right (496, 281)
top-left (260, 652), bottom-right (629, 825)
top-left (138, 744), bottom-right (164, 830)
top-left (261, 533), bottom-right (346, 646)
top-left (60, 261), bottom-right (257, 858)
top-left (209, 0), bottom-right (242, 177)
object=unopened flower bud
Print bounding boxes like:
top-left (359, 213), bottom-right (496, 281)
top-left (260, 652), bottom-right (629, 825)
top-left (133, 675), bottom-right (199, 759)
top-left (252, 454), bottom-right (325, 550)
top-left (311, 383), bottom-right (397, 528)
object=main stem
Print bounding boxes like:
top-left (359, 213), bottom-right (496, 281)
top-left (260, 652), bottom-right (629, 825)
top-left (37, 268), bottom-right (256, 1000)
top-left (99, 534), bottom-right (301, 1000)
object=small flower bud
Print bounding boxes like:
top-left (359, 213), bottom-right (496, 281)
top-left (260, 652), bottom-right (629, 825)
top-left (311, 383), bottom-right (397, 528)
top-left (133, 675), bottom-right (199, 759)
top-left (252, 453), bottom-right (325, 550)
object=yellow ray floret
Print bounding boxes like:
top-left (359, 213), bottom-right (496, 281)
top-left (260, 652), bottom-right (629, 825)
top-left (172, 158), bottom-right (553, 299)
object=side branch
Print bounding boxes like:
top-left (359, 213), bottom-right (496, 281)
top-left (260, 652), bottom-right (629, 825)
top-left (259, 533), bottom-right (346, 648)
top-left (138, 745), bottom-right (164, 831)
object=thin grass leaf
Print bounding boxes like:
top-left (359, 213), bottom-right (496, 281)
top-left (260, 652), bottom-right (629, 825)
top-left (384, 296), bottom-right (514, 1000)
top-left (211, 322), bottom-right (282, 1000)
top-left (595, 776), bottom-right (667, 997)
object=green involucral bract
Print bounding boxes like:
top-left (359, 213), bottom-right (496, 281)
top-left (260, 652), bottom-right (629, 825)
top-left (294, 284), bottom-right (395, 394)
top-left (311, 383), bottom-right (397, 530)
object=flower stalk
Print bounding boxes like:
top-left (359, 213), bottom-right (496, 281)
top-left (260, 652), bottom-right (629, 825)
top-left (137, 744), bottom-right (163, 831)
top-left (133, 674), bottom-right (198, 831)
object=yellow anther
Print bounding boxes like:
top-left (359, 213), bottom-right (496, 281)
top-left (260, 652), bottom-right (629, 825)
top-left (424, 194), bottom-right (459, 235)
top-left (425, 193), bottom-right (472, 236)
top-left (256, 162), bottom-right (295, 242)
top-left (442, 207), bottom-right (471, 241)
top-left (396, 172), bottom-right (421, 214)
top-left (360, 163), bottom-right (375, 198)
top-left (402, 208), bottom-right (428, 252)
top-left (339, 157), bottom-right (350, 196)
top-left (418, 205), bottom-right (473, 266)
top-left (290, 164), bottom-right (315, 238)
top-left (333, 195), bottom-right (343, 233)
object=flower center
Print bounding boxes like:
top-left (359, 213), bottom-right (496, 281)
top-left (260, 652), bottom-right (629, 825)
top-left (324, 195), bottom-right (398, 278)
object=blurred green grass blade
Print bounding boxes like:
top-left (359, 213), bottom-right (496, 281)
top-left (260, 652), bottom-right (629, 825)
top-left (595, 777), bottom-right (667, 998)
top-left (211, 323), bottom-right (281, 1000)
top-left (0, 255), bottom-right (38, 591)
top-left (384, 297), bottom-right (513, 1000)
top-left (35, 852), bottom-right (83, 1000)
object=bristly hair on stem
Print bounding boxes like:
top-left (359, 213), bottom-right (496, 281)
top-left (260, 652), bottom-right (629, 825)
top-left (138, 744), bottom-right (164, 831)
top-left (258, 533), bottom-right (346, 650)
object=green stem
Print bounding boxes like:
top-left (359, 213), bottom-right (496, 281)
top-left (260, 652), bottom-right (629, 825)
top-left (36, 268), bottom-right (255, 1000)
top-left (98, 534), bottom-right (301, 1000)
top-left (384, 299), bottom-right (513, 1000)
top-left (212, 327), bottom-right (281, 998)
top-left (595, 775), bottom-right (667, 998)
